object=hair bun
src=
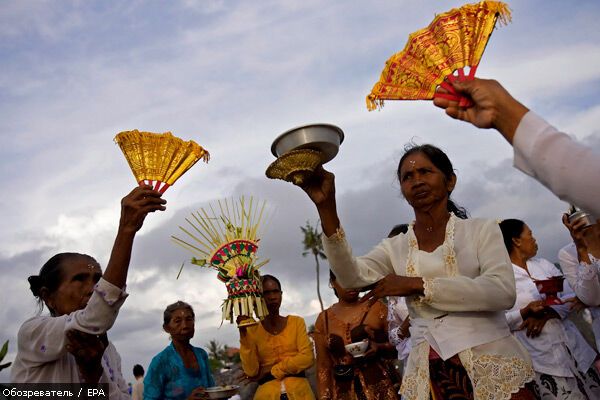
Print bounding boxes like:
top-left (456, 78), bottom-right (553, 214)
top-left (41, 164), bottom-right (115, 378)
top-left (28, 275), bottom-right (43, 297)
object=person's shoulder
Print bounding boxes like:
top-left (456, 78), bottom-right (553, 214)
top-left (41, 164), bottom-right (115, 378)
top-left (287, 315), bottom-right (309, 328)
top-left (287, 315), bottom-right (305, 323)
top-left (148, 344), bottom-right (173, 365)
top-left (17, 315), bottom-right (60, 340)
top-left (530, 256), bottom-right (557, 270)
top-left (558, 242), bottom-right (576, 258)
top-left (192, 344), bottom-right (209, 357)
top-left (456, 217), bottom-right (502, 234)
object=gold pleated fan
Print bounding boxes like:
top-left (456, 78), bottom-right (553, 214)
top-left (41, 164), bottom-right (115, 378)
top-left (367, 1), bottom-right (511, 110)
top-left (115, 130), bottom-right (209, 193)
top-left (172, 197), bottom-right (270, 325)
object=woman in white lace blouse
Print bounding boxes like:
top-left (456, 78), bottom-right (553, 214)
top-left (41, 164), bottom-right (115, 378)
top-left (296, 144), bottom-right (535, 400)
top-left (500, 218), bottom-right (600, 400)
top-left (10, 186), bottom-right (166, 398)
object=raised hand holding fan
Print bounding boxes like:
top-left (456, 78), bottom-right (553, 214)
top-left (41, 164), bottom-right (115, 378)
top-left (114, 130), bottom-right (209, 193)
top-left (367, 1), bottom-right (511, 110)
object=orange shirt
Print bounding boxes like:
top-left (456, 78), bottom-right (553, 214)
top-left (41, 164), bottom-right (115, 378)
top-left (240, 315), bottom-right (315, 400)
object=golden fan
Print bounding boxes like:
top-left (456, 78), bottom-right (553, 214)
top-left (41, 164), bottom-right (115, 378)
top-left (172, 197), bottom-right (270, 325)
top-left (114, 130), bottom-right (209, 193)
top-left (367, 1), bottom-right (511, 110)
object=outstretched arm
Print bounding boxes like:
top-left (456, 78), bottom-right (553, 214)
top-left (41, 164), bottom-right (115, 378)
top-left (434, 78), bottom-right (600, 217)
top-left (297, 166), bottom-right (340, 237)
top-left (102, 185), bottom-right (166, 288)
top-left (432, 78), bottom-right (529, 144)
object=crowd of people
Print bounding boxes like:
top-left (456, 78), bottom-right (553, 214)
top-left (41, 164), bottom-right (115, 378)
top-left (7, 77), bottom-right (600, 400)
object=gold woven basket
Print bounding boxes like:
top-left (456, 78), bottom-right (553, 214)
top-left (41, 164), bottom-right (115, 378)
top-left (265, 148), bottom-right (323, 186)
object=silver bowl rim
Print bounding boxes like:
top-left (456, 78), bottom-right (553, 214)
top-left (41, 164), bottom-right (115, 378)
top-left (271, 123), bottom-right (345, 157)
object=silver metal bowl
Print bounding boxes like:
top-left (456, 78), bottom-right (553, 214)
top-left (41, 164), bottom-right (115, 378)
top-left (271, 123), bottom-right (344, 163)
top-left (568, 210), bottom-right (595, 229)
top-left (205, 385), bottom-right (240, 399)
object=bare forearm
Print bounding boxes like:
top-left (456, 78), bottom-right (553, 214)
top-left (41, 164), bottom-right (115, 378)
top-left (317, 200), bottom-right (340, 237)
top-left (102, 228), bottom-right (136, 288)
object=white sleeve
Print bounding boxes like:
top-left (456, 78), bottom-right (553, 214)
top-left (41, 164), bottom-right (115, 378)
top-left (421, 220), bottom-right (516, 312)
top-left (16, 278), bottom-right (128, 366)
top-left (513, 111), bottom-right (600, 217)
top-left (505, 308), bottom-right (523, 331)
top-left (559, 245), bottom-right (600, 306)
top-left (322, 228), bottom-right (395, 289)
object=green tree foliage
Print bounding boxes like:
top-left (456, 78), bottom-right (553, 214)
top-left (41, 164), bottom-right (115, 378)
top-left (301, 221), bottom-right (327, 311)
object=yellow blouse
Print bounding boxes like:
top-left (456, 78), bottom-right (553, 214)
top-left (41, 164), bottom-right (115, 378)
top-left (240, 315), bottom-right (315, 400)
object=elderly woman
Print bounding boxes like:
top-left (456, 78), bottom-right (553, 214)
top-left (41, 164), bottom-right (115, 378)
top-left (298, 144), bottom-right (535, 400)
top-left (238, 274), bottom-right (315, 400)
top-left (10, 186), bottom-right (166, 398)
top-left (499, 219), bottom-right (600, 399)
top-left (144, 301), bottom-right (214, 400)
top-left (314, 270), bottom-right (399, 400)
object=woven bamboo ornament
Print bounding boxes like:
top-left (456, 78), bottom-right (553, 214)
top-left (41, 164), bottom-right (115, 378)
top-left (172, 197), bottom-right (270, 325)
top-left (266, 149), bottom-right (323, 186)
top-left (367, 1), bottom-right (511, 110)
top-left (115, 130), bottom-right (209, 193)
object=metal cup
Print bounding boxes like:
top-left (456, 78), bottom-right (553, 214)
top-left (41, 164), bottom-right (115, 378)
top-left (568, 210), bottom-right (595, 229)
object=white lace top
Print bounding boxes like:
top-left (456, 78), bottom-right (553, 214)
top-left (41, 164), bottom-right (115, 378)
top-left (323, 215), bottom-right (534, 400)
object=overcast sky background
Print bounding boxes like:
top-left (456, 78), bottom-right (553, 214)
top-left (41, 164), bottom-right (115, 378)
top-left (1, 0), bottom-right (600, 383)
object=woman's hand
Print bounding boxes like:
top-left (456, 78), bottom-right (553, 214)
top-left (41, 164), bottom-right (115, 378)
top-left (400, 317), bottom-right (411, 339)
top-left (562, 213), bottom-right (589, 247)
top-left (65, 330), bottom-right (108, 383)
top-left (565, 297), bottom-right (587, 313)
top-left (186, 387), bottom-right (208, 400)
top-left (360, 275), bottom-right (424, 304)
top-left (519, 314), bottom-right (553, 338)
top-left (299, 167), bottom-right (336, 208)
top-left (119, 185), bottom-right (167, 234)
top-left (236, 315), bottom-right (252, 336)
top-left (520, 300), bottom-right (545, 319)
top-left (298, 166), bottom-right (341, 237)
top-left (433, 78), bottom-right (529, 144)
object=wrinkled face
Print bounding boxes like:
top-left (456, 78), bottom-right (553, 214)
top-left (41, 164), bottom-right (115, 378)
top-left (164, 308), bottom-right (195, 341)
top-left (399, 152), bottom-right (455, 210)
top-left (517, 225), bottom-right (538, 259)
top-left (45, 256), bottom-right (102, 316)
top-left (262, 278), bottom-right (282, 314)
top-left (330, 279), bottom-right (359, 303)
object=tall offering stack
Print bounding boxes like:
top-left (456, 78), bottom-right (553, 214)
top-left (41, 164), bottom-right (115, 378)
top-left (172, 197), bottom-right (270, 326)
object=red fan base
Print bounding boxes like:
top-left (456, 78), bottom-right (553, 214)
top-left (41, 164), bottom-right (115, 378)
top-left (433, 65), bottom-right (478, 108)
top-left (535, 276), bottom-right (565, 306)
top-left (138, 180), bottom-right (171, 194)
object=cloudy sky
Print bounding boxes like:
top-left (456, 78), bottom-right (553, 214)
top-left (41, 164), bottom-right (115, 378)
top-left (1, 0), bottom-right (599, 383)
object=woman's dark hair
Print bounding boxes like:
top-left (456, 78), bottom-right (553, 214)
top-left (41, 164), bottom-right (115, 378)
top-left (498, 219), bottom-right (526, 254)
top-left (397, 144), bottom-right (468, 219)
top-left (329, 270), bottom-right (339, 298)
top-left (163, 301), bottom-right (195, 326)
top-left (261, 274), bottom-right (282, 290)
top-left (388, 224), bottom-right (408, 238)
top-left (28, 252), bottom-right (98, 315)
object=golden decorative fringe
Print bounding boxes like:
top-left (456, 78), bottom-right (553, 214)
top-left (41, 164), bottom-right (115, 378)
top-left (222, 296), bottom-right (268, 322)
